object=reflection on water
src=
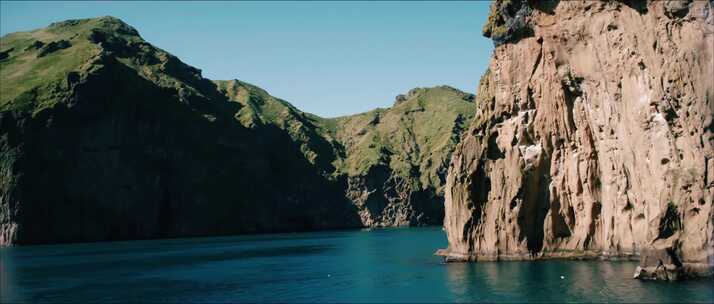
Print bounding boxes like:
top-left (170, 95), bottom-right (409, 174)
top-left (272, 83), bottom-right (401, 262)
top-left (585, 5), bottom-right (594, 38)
top-left (445, 261), bottom-right (573, 302)
top-left (1, 227), bottom-right (712, 303)
top-left (1, 248), bottom-right (19, 302)
top-left (445, 258), bottom-right (713, 303)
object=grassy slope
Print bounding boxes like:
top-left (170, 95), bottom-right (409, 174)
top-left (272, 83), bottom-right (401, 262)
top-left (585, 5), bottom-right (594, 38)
top-left (0, 17), bottom-right (222, 116)
top-left (0, 19), bottom-right (103, 112)
top-left (214, 79), bottom-right (341, 174)
top-left (1, 16), bottom-right (478, 208)
top-left (214, 79), bottom-right (477, 194)
top-left (325, 86), bottom-right (476, 193)
top-left (1, 17), bottom-right (365, 242)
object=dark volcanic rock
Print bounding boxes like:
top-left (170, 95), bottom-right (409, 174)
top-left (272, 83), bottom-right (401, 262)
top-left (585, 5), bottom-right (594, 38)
top-left (0, 48), bottom-right (11, 61)
top-left (24, 41), bottom-right (45, 51)
top-left (214, 81), bottom-right (478, 228)
top-left (0, 16), bottom-right (478, 245)
top-left (0, 17), bottom-right (361, 245)
top-left (37, 40), bottom-right (71, 57)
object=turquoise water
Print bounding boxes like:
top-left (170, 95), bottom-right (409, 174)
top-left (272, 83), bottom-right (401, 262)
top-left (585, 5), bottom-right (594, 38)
top-left (1, 227), bottom-right (712, 303)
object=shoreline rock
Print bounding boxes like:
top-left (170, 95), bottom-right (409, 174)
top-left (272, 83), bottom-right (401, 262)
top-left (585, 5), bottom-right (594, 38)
top-left (442, 0), bottom-right (714, 281)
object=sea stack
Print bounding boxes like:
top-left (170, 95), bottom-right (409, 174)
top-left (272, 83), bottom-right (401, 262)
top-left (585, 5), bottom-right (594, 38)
top-left (440, 0), bottom-right (714, 280)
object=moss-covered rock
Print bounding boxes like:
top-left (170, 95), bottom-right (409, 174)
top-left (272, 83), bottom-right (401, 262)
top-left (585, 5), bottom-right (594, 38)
top-left (482, 0), bottom-right (564, 46)
top-left (482, 0), bottom-right (535, 46)
top-left (326, 86), bottom-right (477, 226)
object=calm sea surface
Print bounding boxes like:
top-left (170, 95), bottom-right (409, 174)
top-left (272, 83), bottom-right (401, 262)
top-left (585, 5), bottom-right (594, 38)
top-left (1, 227), bottom-right (712, 303)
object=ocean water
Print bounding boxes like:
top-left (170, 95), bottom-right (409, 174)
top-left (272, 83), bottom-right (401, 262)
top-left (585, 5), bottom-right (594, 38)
top-left (1, 227), bottom-right (712, 303)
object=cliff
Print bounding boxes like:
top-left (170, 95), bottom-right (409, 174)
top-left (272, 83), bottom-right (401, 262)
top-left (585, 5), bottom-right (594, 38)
top-left (214, 80), bottom-right (477, 227)
top-left (0, 17), bottom-right (362, 245)
top-left (440, 0), bottom-right (714, 281)
top-left (0, 17), bottom-right (476, 245)
top-left (327, 87), bottom-right (476, 226)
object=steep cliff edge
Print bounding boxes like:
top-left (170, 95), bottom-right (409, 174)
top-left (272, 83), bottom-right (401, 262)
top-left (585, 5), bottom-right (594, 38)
top-left (214, 79), bottom-right (341, 178)
top-left (0, 17), bottom-right (477, 245)
top-left (328, 87), bottom-right (476, 226)
top-left (0, 17), bottom-right (362, 245)
top-left (215, 80), bottom-right (477, 227)
top-left (440, 0), bottom-right (714, 280)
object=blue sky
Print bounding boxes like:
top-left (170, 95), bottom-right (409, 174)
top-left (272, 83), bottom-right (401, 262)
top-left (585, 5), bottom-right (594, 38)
top-left (1, 1), bottom-right (493, 117)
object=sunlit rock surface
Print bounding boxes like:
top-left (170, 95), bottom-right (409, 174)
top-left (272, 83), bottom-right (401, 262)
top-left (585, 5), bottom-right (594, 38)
top-left (440, 0), bottom-right (714, 280)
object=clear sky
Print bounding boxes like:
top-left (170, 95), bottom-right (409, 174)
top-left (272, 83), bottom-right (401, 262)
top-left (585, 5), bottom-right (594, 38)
top-left (1, 1), bottom-right (494, 117)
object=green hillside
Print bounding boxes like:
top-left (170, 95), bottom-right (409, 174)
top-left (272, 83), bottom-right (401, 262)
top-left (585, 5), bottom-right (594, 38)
top-left (0, 16), bottom-right (361, 245)
top-left (213, 79), bottom-right (477, 226)
top-left (0, 16), bottom-right (479, 247)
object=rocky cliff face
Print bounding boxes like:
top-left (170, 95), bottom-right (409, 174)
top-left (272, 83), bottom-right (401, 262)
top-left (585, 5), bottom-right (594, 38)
top-left (330, 87), bottom-right (476, 227)
top-left (440, 0), bottom-right (714, 280)
top-left (0, 17), bottom-right (362, 245)
top-left (0, 17), bottom-right (476, 245)
top-left (214, 79), bottom-right (341, 178)
top-left (215, 80), bottom-right (477, 227)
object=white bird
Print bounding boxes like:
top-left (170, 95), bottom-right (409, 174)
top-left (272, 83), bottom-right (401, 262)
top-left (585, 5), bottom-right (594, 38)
top-left (560, 276), bottom-right (565, 279)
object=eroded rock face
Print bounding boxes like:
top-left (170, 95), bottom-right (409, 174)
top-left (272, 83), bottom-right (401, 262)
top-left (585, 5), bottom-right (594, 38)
top-left (214, 81), bottom-right (477, 228)
top-left (441, 0), bottom-right (714, 280)
top-left (0, 17), bottom-right (478, 246)
top-left (0, 17), bottom-right (362, 246)
top-left (345, 164), bottom-right (443, 227)
top-left (333, 87), bottom-right (477, 227)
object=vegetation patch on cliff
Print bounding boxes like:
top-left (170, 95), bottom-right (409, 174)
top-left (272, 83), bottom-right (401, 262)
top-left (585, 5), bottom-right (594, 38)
top-left (482, 0), bottom-right (560, 46)
top-left (215, 80), bottom-right (478, 226)
top-left (1, 16), bottom-right (480, 237)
